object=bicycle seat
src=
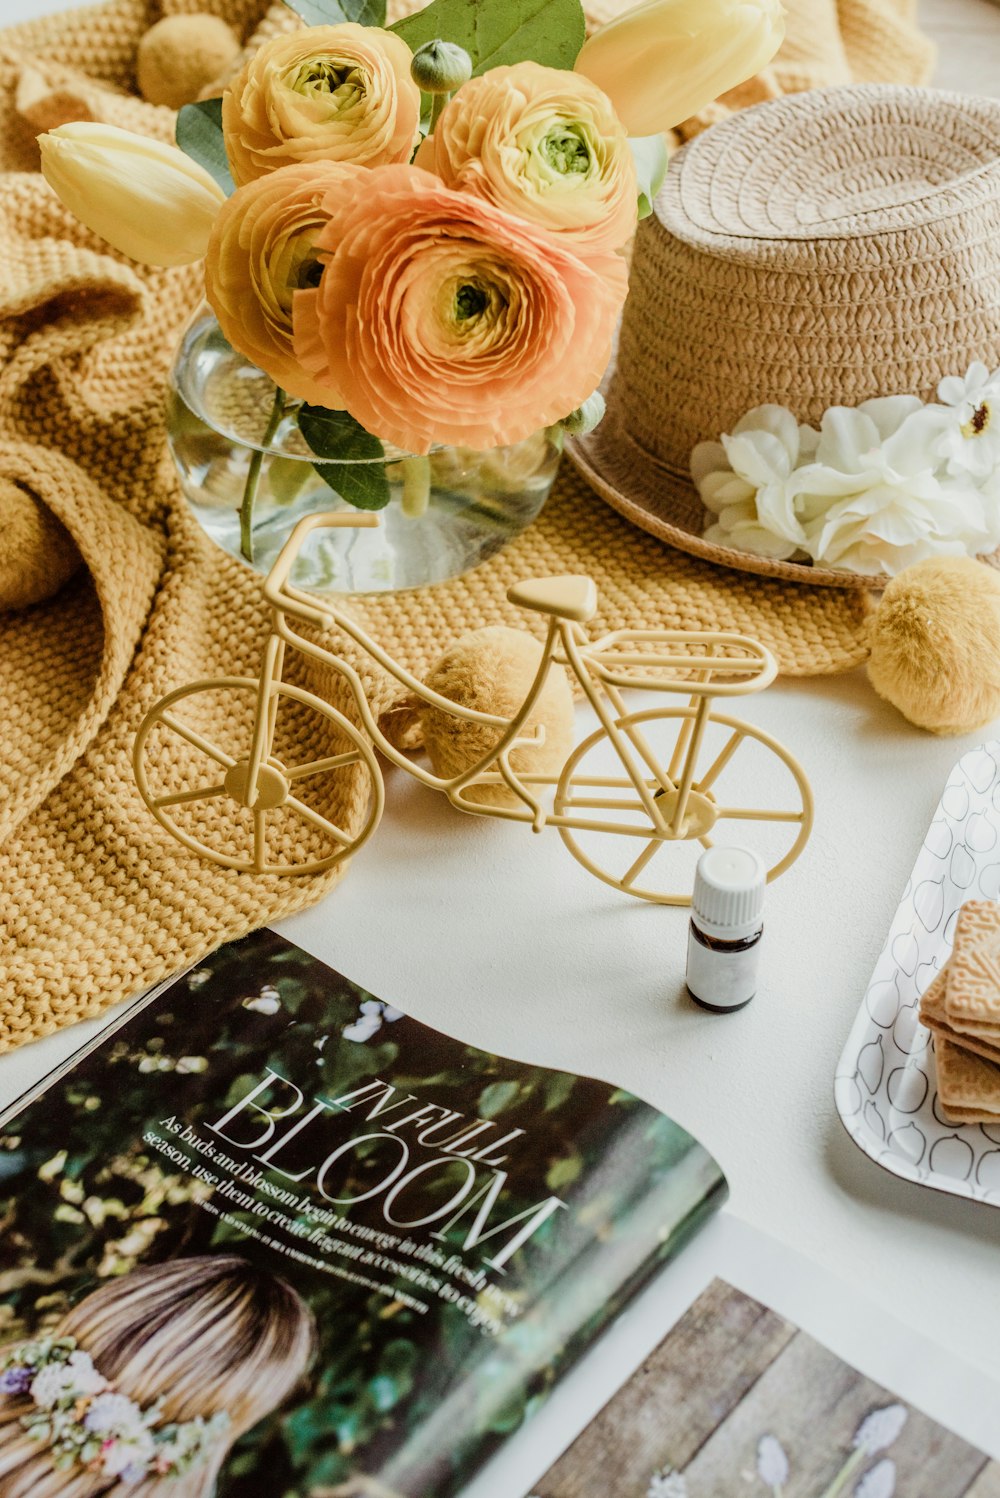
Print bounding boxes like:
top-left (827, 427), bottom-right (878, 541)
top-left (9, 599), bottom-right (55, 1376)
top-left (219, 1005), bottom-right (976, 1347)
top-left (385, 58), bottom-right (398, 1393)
top-left (507, 575), bottom-right (598, 623)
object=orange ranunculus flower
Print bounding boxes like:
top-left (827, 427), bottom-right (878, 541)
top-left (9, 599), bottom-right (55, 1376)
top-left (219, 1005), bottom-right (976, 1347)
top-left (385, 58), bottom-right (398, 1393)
top-left (221, 24), bottom-right (421, 186)
top-left (293, 164), bottom-right (628, 454)
top-left (204, 160), bottom-right (361, 405)
top-left (415, 62), bottom-right (637, 258)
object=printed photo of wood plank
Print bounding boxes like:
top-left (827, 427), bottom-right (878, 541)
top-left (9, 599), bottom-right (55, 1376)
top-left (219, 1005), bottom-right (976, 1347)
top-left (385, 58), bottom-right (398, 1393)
top-left (529, 1280), bottom-right (999, 1498)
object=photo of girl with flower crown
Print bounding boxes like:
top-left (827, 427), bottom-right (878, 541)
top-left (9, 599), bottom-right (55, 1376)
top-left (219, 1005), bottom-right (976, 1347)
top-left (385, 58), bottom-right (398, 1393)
top-left (0, 1256), bottom-right (314, 1496)
top-left (0, 930), bottom-right (724, 1496)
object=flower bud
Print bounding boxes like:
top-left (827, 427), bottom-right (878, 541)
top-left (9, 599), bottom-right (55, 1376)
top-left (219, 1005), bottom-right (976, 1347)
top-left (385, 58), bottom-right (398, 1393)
top-left (411, 39), bottom-right (473, 94)
top-left (561, 390), bottom-right (606, 436)
top-left (38, 122), bottom-right (225, 267)
top-left (574, 0), bottom-right (786, 138)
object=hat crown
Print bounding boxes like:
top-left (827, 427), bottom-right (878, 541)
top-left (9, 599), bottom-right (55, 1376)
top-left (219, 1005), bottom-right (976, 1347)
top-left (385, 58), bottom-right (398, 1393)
top-left (670, 84), bottom-right (1000, 246)
top-left (608, 84), bottom-right (1000, 495)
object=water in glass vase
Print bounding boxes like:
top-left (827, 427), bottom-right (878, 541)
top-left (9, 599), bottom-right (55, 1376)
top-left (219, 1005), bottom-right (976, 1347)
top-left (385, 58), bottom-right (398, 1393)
top-left (167, 311), bottom-right (562, 594)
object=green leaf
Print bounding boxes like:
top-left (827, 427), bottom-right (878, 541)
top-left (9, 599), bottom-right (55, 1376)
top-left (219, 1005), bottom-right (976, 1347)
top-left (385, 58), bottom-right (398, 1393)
top-left (176, 97), bottom-right (234, 195)
top-left (299, 404), bottom-right (384, 461)
top-left (543, 1071), bottom-right (575, 1112)
top-left (300, 405), bottom-right (391, 510)
top-left (629, 133), bottom-right (669, 220)
top-left (392, 0), bottom-right (586, 77)
top-left (478, 1080), bottom-right (520, 1119)
top-left (284, 0), bottom-right (387, 25)
top-left (546, 1153), bottom-right (582, 1191)
top-left (312, 461), bottom-right (391, 510)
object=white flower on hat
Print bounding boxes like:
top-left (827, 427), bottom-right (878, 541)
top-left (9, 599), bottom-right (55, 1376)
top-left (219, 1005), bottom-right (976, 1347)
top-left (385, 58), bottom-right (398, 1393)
top-left (938, 360), bottom-right (995, 411)
top-left (800, 400), bottom-right (994, 576)
top-left (693, 405), bottom-right (815, 560)
top-left (931, 361), bottom-right (1000, 480)
top-left (694, 373), bottom-right (1000, 575)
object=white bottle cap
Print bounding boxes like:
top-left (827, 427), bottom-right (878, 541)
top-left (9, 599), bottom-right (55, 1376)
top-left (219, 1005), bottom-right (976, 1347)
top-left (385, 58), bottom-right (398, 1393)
top-left (692, 846), bottom-right (766, 941)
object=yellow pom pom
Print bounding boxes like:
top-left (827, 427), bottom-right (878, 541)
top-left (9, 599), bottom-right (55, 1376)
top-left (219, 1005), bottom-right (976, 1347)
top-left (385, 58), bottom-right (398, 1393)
top-left (867, 557), bottom-right (1000, 734)
top-left (418, 626), bottom-right (575, 806)
top-left (0, 480), bottom-right (81, 611)
top-left (137, 15), bottom-right (242, 110)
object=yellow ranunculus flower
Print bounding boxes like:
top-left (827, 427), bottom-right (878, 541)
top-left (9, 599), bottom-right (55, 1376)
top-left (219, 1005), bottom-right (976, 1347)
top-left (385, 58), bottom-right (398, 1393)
top-left (205, 159), bottom-right (361, 405)
top-left (416, 61), bottom-right (637, 258)
top-left (222, 23), bottom-right (421, 186)
top-left (574, 0), bottom-right (786, 138)
top-left (38, 123), bottom-right (225, 268)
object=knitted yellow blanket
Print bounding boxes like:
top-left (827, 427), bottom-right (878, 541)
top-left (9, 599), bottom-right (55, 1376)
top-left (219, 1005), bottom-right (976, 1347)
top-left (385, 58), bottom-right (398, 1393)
top-left (0, 0), bottom-right (931, 1048)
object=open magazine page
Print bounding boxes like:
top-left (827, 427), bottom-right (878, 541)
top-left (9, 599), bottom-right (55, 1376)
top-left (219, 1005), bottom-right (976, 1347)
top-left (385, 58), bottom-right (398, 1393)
top-left (474, 1215), bottom-right (1000, 1498)
top-left (0, 929), bottom-right (725, 1497)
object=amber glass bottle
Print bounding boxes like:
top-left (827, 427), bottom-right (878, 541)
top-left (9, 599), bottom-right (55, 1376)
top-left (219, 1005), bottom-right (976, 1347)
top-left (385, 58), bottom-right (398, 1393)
top-left (686, 847), bottom-right (766, 1014)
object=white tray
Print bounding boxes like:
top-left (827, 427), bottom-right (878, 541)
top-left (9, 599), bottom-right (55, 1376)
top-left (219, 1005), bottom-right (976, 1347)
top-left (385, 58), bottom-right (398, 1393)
top-left (836, 742), bottom-right (1000, 1206)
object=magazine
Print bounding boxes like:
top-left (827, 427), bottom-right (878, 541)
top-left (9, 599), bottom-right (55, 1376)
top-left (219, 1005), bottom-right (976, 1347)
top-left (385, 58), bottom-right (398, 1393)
top-left (530, 1276), bottom-right (1000, 1498)
top-left (0, 927), bottom-right (726, 1497)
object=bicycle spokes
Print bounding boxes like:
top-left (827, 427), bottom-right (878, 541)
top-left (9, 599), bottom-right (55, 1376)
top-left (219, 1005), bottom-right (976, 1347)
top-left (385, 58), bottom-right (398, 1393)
top-left (134, 678), bottom-right (384, 875)
top-left (553, 707), bottom-right (812, 904)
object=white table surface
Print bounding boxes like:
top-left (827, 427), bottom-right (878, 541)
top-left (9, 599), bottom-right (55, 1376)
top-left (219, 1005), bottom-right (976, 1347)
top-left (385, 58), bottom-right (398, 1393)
top-left (4, 0), bottom-right (1000, 1392)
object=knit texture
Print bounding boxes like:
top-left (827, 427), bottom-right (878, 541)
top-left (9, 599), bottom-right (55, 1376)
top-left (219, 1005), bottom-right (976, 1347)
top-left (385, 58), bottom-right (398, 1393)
top-left (0, 0), bottom-right (927, 1048)
top-left (673, 0), bottom-right (935, 137)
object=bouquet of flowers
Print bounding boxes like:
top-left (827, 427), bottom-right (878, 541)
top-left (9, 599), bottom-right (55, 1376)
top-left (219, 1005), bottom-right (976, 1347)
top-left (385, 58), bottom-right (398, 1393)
top-left (37, 0), bottom-right (783, 556)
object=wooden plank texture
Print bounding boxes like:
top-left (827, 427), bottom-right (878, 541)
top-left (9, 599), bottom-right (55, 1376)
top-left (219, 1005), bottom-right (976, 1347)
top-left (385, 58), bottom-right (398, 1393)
top-left (534, 1280), bottom-right (794, 1496)
top-left (532, 1282), bottom-right (998, 1497)
top-left (682, 1323), bottom-right (988, 1497)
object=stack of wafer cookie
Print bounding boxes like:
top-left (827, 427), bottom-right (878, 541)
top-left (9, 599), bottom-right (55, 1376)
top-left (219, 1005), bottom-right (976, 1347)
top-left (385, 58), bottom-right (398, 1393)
top-left (919, 901), bottom-right (1000, 1124)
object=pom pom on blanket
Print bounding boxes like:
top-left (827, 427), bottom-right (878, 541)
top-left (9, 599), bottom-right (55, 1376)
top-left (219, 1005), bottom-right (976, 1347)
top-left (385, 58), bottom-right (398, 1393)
top-left (418, 626), bottom-right (575, 807)
top-left (137, 14), bottom-right (241, 110)
top-left (867, 557), bottom-right (1000, 734)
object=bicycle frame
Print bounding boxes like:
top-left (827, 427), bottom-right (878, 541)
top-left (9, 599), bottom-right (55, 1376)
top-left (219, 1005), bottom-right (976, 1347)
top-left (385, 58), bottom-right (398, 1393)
top-left (134, 512), bottom-right (812, 898)
top-left (248, 513), bottom-right (562, 815)
top-left (246, 512), bottom-right (783, 845)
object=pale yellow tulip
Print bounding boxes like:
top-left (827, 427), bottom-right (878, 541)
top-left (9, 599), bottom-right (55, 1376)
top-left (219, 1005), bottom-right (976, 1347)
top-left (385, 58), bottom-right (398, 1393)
top-left (38, 122), bottom-right (226, 268)
top-left (574, 0), bottom-right (785, 138)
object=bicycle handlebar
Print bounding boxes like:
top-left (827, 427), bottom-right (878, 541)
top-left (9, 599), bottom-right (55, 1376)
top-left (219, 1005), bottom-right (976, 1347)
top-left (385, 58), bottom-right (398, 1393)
top-left (263, 511), bottom-right (380, 627)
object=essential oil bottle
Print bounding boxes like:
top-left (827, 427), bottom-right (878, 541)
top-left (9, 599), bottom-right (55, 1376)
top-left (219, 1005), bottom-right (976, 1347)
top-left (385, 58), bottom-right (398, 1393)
top-left (686, 846), bottom-right (766, 1013)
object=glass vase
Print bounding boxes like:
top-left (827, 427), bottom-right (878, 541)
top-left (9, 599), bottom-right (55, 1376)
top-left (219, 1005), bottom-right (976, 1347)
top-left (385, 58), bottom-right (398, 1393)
top-left (167, 310), bottom-right (562, 594)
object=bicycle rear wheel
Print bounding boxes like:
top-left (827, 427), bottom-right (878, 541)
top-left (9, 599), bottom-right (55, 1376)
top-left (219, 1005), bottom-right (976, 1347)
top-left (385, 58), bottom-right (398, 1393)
top-left (553, 707), bottom-right (811, 904)
top-left (134, 677), bottom-right (383, 875)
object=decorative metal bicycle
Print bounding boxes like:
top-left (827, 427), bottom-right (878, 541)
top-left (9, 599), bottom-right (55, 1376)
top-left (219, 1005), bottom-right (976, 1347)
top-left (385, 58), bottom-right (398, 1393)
top-left (134, 513), bottom-right (813, 904)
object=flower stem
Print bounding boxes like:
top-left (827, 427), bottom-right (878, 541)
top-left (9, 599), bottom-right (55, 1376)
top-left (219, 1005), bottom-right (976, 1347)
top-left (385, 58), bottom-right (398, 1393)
top-left (400, 455), bottom-right (431, 518)
top-left (428, 90), bottom-right (450, 134)
top-left (240, 384), bottom-right (287, 563)
top-left (817, 1449), bottom-right (867, 1498)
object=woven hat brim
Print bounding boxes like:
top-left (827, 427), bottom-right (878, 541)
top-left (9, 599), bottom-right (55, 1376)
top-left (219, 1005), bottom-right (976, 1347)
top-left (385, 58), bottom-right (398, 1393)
top-left (566, 406), bottom-right (882, 593)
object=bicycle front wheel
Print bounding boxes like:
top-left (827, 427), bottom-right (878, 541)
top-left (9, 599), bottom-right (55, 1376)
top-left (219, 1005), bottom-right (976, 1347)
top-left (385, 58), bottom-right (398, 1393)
top-left (553, 707), bottom-right (812, 904)
top-left (134, 677), bottom-right (383, 875)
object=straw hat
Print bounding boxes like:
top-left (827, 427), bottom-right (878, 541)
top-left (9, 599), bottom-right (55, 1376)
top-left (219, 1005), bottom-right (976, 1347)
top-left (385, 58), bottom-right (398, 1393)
top-left (569, 84), bottom-right (1000, 591)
